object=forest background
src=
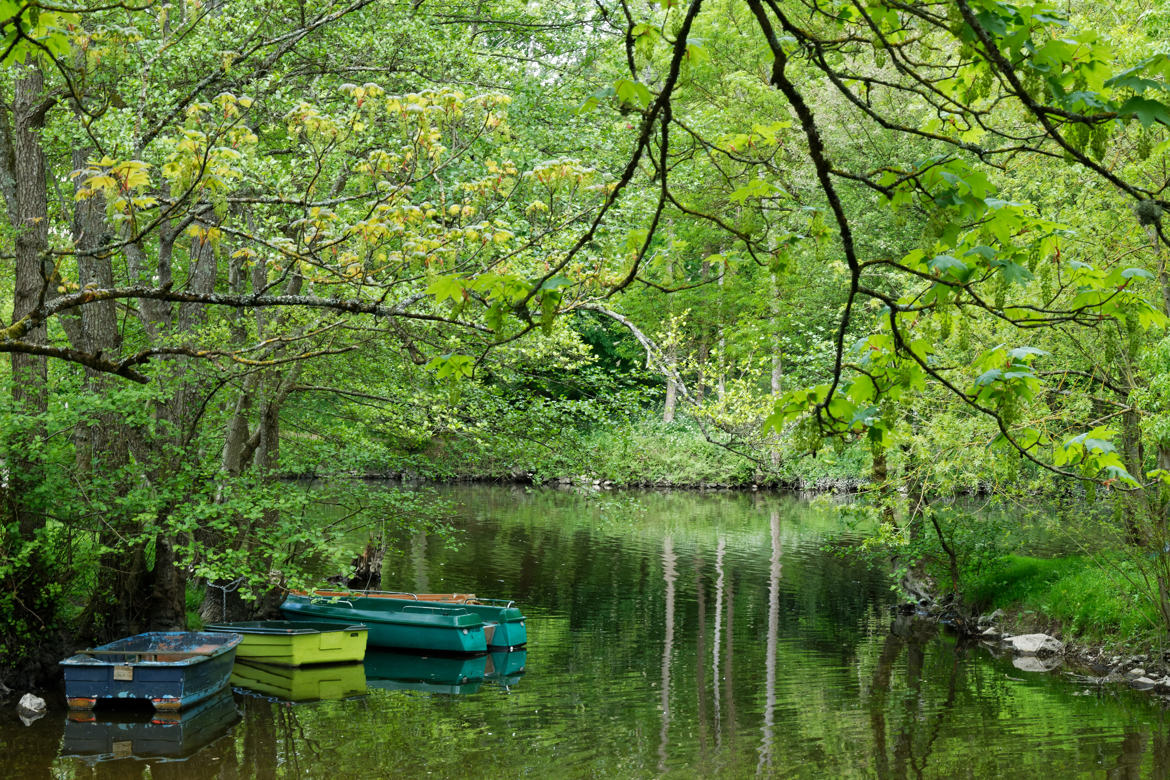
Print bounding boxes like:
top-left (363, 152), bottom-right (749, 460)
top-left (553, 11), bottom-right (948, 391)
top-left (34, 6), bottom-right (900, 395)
top-left (3, 0), bottom-right (1170, 686)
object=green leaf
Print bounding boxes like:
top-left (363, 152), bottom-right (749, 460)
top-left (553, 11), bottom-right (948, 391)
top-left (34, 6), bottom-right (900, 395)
top-left (1118, 96), bottom-right (1170, 127)
top-left (425, 353), bottom-right (474, 380)
top-left (1008, 346), bottom-right (1048, 360)
top-left (848, 374), bottom-right (876, 403)
top-left (928, 254), bottom-right (971, 281)
top-left (729, 179), bottom-right (786, 203)
top-left (539, 275), bottom-right (572, 291)
top-left (974, 368), bottom-right (1003, 386)
top-left (613, 78), bottom-right (653, 109)
top-left (578, 86), bottom-right (615, 113)
top-left (998, 260), bottom-right (1034, 285)
top-left (426, 275), bottom-right (464, 303)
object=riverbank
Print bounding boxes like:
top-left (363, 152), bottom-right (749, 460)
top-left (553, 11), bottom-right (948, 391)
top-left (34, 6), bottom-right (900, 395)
top-left (963, 554), bottom-right (1161, 648)
top-left (283, 417), bottom-right (876, 491)
top-left (917, 550), bottom-right (1170, 702)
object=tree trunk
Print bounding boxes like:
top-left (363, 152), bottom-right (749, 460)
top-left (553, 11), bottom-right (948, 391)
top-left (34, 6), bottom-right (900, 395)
top-left (664, 367), bottom-right (678, 423)
top-left (716, 257), bottom-right (726, 402)
top-left (0, 66), bottom-right (69, 682)
top-left (8, 65), bottom-right (50, 421)
top-left (150, 532), bottom-right (188, 630)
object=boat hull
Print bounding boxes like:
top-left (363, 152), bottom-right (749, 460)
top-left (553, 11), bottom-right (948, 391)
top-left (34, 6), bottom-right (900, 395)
top-left (61, 632), bottom-right (241, 711)
top-left (280, 595), bottom-right (487, 654)
top-left (288, 590), bottom-right (527, 649)
top-left (206, 621), bottom-right (368, 666)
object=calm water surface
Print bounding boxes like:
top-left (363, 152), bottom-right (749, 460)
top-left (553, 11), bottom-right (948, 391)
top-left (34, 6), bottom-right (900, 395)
top-left (5, 486), bottom-right (1170, 778)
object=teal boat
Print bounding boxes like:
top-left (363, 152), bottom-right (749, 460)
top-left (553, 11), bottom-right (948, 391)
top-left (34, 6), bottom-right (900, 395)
top-left (282, 589), bottom-right (527, 651)
top-left (280, 592), bottom-right (488, 654)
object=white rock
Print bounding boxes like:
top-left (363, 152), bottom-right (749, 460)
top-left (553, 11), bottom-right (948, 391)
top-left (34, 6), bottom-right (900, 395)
top-left (1005, 633), bottom-right (1065, 657)
top-left (17, 693), bottom-right (46, 724)
top-left (1013, 655), bottom-right (1063, 673)
top-left (1131, 676), bottom-right (1157, 691)
top-left (1127, 668), bottom-right (1147, 678)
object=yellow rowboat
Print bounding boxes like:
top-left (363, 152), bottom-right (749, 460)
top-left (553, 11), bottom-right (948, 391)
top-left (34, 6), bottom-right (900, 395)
top-left (206, 621), bottom-right (368, 666)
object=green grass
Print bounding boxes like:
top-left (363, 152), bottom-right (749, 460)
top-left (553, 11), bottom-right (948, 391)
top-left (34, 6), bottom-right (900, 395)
top-left (964, 554), bottom-right (1162, 645)
top-left (186, 583), bottom-right (205, 629)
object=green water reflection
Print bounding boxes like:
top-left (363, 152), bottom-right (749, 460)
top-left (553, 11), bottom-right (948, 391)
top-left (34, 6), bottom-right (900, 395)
top-left (6, 487), bottom-right (1170, 778)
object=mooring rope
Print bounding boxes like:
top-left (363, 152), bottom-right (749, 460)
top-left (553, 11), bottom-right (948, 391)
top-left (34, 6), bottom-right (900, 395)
top-left (207, 577), bottom-right (246, 619)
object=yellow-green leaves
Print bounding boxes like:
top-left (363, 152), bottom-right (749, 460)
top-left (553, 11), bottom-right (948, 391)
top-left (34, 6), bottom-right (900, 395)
top-left (971, 344), bottom-right (1046, 408)
top-left (613, 78), bottom-right (653, 110)
top-left (425, 353), bottom-right (474, 380)
top-left (1054, 428), bottom-right (1137, 486)
top-left (0, 2), bottom-right (80, 66)
top-left (74, 158), bottom-right (155, 227)
top-left (729, 179), bottom-right (788, 204)
top-left (75, 158), bottom-right (151, 200)
top-left (427, 275), bottom-right (466, 304)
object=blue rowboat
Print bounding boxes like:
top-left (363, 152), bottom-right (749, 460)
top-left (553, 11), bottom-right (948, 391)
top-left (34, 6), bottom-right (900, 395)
top-left (283, 589), bottom-right (527, 650)
top-left (61, 688), bottom-right (240, 763)
top-left (61, 632), bottom-right (241, 711)
top-left (280, 592), bottom-right (489, 654)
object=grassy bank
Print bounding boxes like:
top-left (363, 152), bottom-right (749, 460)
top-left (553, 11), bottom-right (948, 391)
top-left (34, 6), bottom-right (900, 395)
top-left (960, 554), bottom-right (1162, 648)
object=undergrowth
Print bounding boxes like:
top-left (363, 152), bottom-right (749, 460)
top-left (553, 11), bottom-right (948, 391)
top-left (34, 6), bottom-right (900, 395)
top-left (963, 554), bottom-right (1162, 647)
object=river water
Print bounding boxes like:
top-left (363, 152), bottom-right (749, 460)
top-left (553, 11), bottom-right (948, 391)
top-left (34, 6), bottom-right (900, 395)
top-left (6, 486), bottom-right (1170, 778)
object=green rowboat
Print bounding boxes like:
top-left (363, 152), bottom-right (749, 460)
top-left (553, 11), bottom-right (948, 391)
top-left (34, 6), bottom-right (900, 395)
top-left (206, 621), bottom-right (368, 666)
top-left (280, 593), bottom-right (489, 654)
top-left (283, 589), bottom-right (527, 651)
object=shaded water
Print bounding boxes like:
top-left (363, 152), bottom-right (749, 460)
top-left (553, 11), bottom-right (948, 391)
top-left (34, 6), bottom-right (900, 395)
top-left (6, 486), bottom-right (1170, 778)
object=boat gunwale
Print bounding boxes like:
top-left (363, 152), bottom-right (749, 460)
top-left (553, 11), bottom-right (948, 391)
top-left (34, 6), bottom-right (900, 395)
top-left (60, 632), bottom-right (242, 667)
top-left (292, 588), bottom-right (517, 610)
top-left (205, 620), bottom-right (367, 636)
top-left (283, 605), bottom-right (487, 630)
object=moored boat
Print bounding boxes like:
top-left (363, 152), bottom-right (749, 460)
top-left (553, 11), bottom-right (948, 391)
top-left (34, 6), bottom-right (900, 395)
top-left (61, 632), bottom-right (241, 711)
top-left (286, 589), bottom-right (527, 650)
top-left (205, 620), bottom-right (367, 666)
top-left (280, 592), bottom-right (489, 654)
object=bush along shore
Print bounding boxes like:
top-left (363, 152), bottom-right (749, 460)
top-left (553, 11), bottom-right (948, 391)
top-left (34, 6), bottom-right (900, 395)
top-left (344, 469), bottom-right (869, 493)
top-left (278, 417), bottom-right (880, 492)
